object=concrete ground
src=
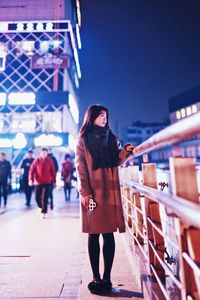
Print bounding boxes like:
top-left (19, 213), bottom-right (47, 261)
top-left (0, 188), bottom-right (144, 300)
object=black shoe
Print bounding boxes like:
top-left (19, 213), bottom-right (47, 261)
top-left (88, 279), bottom-right (103, 294)
top-left (102, 279), bottom-right (112, 293)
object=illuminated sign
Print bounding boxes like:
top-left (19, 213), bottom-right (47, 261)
top-left (31, 53), bottom-right (70, 69)
top-left (13, 133), bottom-right (27, 149)
top-left (0, 138), bottom-right (12, 148)
top-left (0, 133), bottom-right (27, 149)
top-left (0, 21), bottom-right (69, 33)
top-left (16, 41), bottom-right (35, 56)
top-left (69, 93), bottom-right (79, 124)
top-left (11, 119), bottom-right (36, 133)
top-left (34, 134), bottom-right (63, 147)
top-left (8, 92), bottom-right (36, 105)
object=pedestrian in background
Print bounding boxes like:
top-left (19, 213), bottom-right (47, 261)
top-left (21, 150), bottom-right (34, 207)
top-left (29, 148), bottom-right (56, 218)
top-left (48, 148), bottom-right (58, 210)
top-left (75, 104), bottom-right (135, 294)
top-left (61, 154), bottom-right (73, 201)
top-left (0, 152), bottom-right (11, 208)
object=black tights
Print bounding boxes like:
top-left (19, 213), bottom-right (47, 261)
top-left (88, 233), bottom-right (115, 281)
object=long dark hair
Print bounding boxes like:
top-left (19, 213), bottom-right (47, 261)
top-left (79, 104), bottom-right (119, 169)
top-left (79, 104), bottom-right (110, 137)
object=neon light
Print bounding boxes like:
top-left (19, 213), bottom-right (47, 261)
top-left (40, 41), bottom-right (49, 53)
top-left (176, 111), bottom-right (181, 120)
top-left (76, 24), bottom-right (82, 49)
top-left (17, 23), bottom-right (24, 31)
top-left (46, 22), bottom-right (53, 31)
top-left (13, 133), bottom-right (27, 149)
top-left (8, 92), bottom-right (36, 105)
top-left (176, 104), bottom-right (198, 120)
top-left (192, 104), bottom-right (198, 114)
top-left (186, 106), bottom-right (192, 116)
top-left (36, 22), bottom-right (44, 31)
top-left (0, 133), bottom-right (27, 149)
top-left (74, 73), bottom-right (79, 88)
top-left (69, 23), bottom-right (76, 50)
top-left (0, 23), bottom-right (8, 32)
top-left (0, 93), bottom-right (6, 105)
top-left (53, 40), bottom-right (60, 48)
top-left (0, 20), bottom-right (70, 33)
top-left (76, 0), bottom-right (81, 27)
top-left (74, 48), bottom-right (81, 79)
top-left (0, 138), bottom-right (12, 148)
top-left (20, 41), bottom-right (35, 56)
top-left (34, 134), bottom-right (63, 147)
top-left (180, 108), bottom-right (185, 118)
top-left (69, 93), bottom-right (79, 124)
top-left (26, 23), bottom-right (34, 31)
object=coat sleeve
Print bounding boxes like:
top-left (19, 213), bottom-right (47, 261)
top-left (75, 137), bottom-right (93, 197)
top-left (118, 143), bottom-right (132, 165)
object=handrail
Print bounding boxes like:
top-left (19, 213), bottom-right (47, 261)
top-left (130, 112), bottom-right (200, 158)
top-left (120, 111), bottom-right (200, 299)
top-left (122, 179), bottom-right (200, 229)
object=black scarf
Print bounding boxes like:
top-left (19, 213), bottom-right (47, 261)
top-left (85, 125), bottom-right (119, 170)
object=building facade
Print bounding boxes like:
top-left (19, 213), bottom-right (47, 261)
top-left (169, 86), bottom-right (200, 159)
top-left (0, 0), bottom-right (81, 160)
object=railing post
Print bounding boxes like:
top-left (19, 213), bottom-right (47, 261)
top-left (120, 167), bottom-right (132, 228)
top-left (129, 165), bottom-right (144, 244)
top-left (170, 157), bottom-right (200, 300)
top-left (142, 162), bottom-right (165, 277)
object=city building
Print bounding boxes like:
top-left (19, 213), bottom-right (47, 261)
top-left (0, 0), bottom-right (81, 158)
top-left (0, 0), bottom-right (81, 189)
top-left (169, 86), bottom-right (200, 159)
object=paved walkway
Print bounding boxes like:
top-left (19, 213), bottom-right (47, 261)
top-left (0, 189), bottom-right (144, 299)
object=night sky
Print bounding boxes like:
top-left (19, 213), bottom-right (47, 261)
top-left (79, 0), bottom-right (200, 136)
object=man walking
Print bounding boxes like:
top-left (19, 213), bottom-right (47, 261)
top-left (0, 152), bottom-right (11, 208)
top-left (29, 148), bottom-right (56, 218)
top-left (21, 150), bottom-right (34, 207)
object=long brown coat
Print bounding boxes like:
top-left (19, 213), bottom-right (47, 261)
top-left (75, 137), bottom-right (130, 234)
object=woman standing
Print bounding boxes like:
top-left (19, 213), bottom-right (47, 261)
top-left (75, 105), bottom-right (134, 295)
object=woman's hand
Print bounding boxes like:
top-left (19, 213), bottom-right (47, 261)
top-left (82, 194), bottom-right (93, 208)
top-left (124, 144), bottom-right (135, 153)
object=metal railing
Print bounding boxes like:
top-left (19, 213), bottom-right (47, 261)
top-left (120, 112), bottom-right (200, 300)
